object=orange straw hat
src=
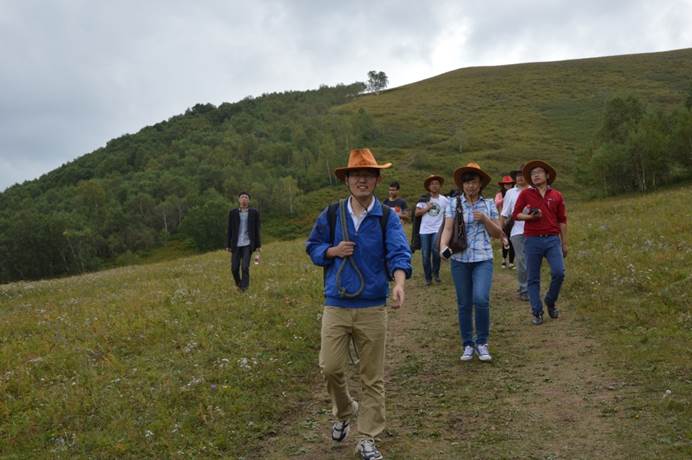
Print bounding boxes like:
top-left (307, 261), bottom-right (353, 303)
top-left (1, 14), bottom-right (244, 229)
top-left (497, 175), bottom-right (515, 186)
top-left (423, 174), bottom-right (444, 191)
top-left (522, 160), bottom-right (557, 185)
top-left (453, 162), bottom-right (492, 190)
top-left (333, 148), bottom-right (392, 182)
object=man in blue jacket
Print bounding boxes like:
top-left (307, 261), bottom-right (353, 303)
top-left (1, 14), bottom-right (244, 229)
top-left (306, 148), bottom-right (412, 460)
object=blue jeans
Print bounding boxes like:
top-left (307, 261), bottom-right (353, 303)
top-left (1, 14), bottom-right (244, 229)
top-left (419, 233), bottom-right (441, 282)
top-left (525, 235), bottom-right (565, 316)
top-left (450, 259), bottom-right (493, 346)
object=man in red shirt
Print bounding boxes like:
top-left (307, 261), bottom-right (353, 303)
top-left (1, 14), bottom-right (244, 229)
top-left (512, 160), bottom-right (567, 325)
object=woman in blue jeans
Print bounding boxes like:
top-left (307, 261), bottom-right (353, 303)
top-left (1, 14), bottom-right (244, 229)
top-left (439, 162), bottom-right (502, 362)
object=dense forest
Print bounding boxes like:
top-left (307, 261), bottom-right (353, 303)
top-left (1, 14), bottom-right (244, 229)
top-left (0, 82), bottom-right (379, 282)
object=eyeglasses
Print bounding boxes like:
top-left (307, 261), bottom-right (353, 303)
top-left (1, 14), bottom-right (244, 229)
top-left (348, 171), bottom-right (379, 179)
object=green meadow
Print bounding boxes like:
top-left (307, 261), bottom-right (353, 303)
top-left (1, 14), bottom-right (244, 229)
top-left (1, 184), bottom-right (690, 458)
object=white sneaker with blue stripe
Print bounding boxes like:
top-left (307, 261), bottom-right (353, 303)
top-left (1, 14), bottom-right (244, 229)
top-left (356, 438), bottom-right (383, 460)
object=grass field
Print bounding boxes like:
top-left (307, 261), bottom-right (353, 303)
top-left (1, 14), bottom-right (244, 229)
top-left (0, 243), bottom-right (325, 457)
top-left (1, 184), bottom-right (690, 458)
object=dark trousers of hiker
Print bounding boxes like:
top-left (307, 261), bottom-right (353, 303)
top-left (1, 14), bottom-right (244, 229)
top-left (231, 245), bottom-right (251, 290)
top-left (420, 233), bottom-right (441, 282)
top-left (525, 235), bottom-right (565, 316)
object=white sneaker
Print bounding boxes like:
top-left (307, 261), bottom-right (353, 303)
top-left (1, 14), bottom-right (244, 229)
top-left (460, 345), bottom-right (474, 361)
top-left (331, 400), bottom-right (358, 443)
top-left (355, 438), bottom-right (383, 460)
top-left (476, 344), bottom-right (492, 362)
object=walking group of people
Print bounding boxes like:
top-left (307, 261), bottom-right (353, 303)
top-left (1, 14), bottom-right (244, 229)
top-left (228, 148), bottom-right (567, 459)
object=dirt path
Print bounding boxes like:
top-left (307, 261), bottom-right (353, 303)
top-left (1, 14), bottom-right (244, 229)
top-left (262, 265), bottom-right (628, 459)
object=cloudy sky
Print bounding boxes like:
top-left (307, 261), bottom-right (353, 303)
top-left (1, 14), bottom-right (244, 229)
top-left (1, 0), bottom-right (691, 191)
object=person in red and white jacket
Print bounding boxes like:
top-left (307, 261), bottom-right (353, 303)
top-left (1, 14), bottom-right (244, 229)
top-left (512, 160), bottom-right (567, 325)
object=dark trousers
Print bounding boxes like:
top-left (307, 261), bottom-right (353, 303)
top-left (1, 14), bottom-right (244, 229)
top-left (420, 233), bottom-right (441, 282)
top-left (525, 235), bottom-right (565, 316)
top-left (502, 239), bottom-right (515, 263)
top-left (231, 245), bottom-right (251, 290)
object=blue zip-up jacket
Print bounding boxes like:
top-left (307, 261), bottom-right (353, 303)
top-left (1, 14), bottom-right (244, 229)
top-left (306, 198), bottom-right (412, 308)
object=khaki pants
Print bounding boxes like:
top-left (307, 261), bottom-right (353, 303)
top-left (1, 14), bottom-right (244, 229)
top-left (319, 305), bottom-right (387, 438)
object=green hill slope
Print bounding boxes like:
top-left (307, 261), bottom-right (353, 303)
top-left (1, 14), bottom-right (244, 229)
top-left (339, 48), bottom-right (692, 197)
top-left (1, 48), bottom-right (691, 282)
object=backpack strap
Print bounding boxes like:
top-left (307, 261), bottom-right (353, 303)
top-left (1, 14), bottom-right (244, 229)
top-left (380, 204), bottom-right (390, 250)
top-left (380, 204), bottom-right (391, 279)
top-left (327, 201), bottom-right (339, 245)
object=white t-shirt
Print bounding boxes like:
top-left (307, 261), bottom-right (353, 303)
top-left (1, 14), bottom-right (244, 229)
top-left (417, 195), bottom-right (449, 235)
top-left (500, 186), bottom-right (526, 238)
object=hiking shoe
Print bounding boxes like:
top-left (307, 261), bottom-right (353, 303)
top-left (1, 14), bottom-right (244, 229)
top-left (519, 293), bottom-right (529, 302)
top-left (532, 314), bottom-right (544, 326)
top-left (424, 280), bottom-right (432, 286)
top-left (509, 263), bottom-right (515, 269)
top-left (476, 344), bottom-right (492, 362)
top-left (460, 345), bottom-right (474, 361)
top-left (434, 276), bottom-right (441, 283)
top-left (355, 438), bottom-right (383, 460)
top-left (501, 261), bottom-right (507, 269)
top-left (548, 306), bottom-right (560, 319)
top-left (331, 400), bottom-right (358, 443)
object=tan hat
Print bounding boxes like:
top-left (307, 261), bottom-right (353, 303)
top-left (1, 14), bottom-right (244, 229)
top-left (334, 148), bottom-right (392, 181)
top-left (453, 162), bottom-right (492, 189)
top-left (423, 174), bottom-right (444, 192)
top-left (523, 160), bottom-right (557, 185)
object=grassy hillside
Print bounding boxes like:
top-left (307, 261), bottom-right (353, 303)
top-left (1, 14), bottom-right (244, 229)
top-left (1, 184), bottom-right (690, 457)
top-left (337, 48), bottom-right (692, 199)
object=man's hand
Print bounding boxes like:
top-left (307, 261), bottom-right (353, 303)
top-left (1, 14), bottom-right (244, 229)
top-left (561, 242), bottom-right (568, 258)
top-left (390, 284), bottom-right (405, 309)
top-left (390, 270), bottom-right (406, 309)
top-left (327, 241), bottom-right (356, 258)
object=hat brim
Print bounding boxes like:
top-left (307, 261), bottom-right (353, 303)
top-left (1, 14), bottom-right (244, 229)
top-left (453, 167), bottom-right (492, 190)
top-left (334, 163), bottom-right (392, 182)
top-left (424, 175), bottom-right (444, 191)
top-left (523, 160), bottom-right (556, 185)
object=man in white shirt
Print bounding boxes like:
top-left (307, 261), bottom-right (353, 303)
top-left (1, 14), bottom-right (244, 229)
top-left (500, 168), bottom-right (529, 300)
top-left (415, 175), bottom-right (449, 285)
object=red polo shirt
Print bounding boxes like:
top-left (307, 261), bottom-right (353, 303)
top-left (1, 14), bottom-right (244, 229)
top-left (512, 187), bottom-right (567, 236)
